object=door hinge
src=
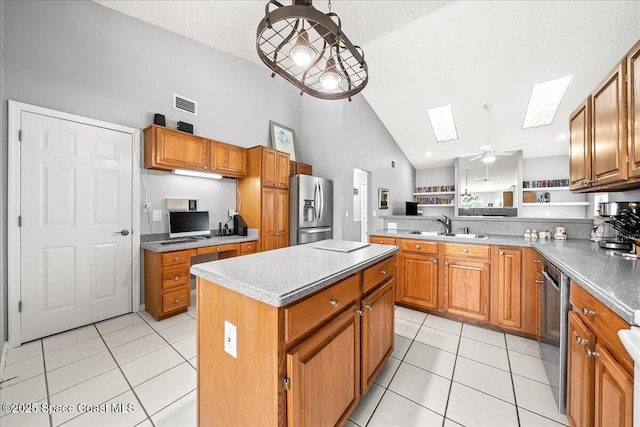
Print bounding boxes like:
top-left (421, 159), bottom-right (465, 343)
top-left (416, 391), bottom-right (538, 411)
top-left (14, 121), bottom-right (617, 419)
top-left (283, 377), bottom-right (290, 392)
top-left (18, 301), bottom-right (22, 313)
top-left (18, 216), bottom-right (22, 227)
top-left (18, 129), bottom-right (22, 142)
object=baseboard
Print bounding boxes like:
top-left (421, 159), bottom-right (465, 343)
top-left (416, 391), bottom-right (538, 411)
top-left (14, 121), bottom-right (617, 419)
top-left (139, 304), bottom-right (145, 311)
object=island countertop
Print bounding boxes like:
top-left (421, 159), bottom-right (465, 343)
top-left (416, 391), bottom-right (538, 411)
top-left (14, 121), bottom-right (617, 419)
top-left (190, 239), bottom-right (398, 307)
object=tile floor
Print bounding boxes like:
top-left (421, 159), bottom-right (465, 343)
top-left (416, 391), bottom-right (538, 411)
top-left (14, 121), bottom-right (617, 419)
top-left (0, 301), bottom-right (568, 426)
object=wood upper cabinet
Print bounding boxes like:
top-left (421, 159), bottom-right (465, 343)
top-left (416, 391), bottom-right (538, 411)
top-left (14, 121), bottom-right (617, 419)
top-left (629, 39), bottom-right (640, 179)
top-left (144, 125), bottom-right (209, 172)
top-left (361, 280), bottom-right (395, 393)
top-left (286, 305), bottom-right (361, 427)
top-left (209, 140), bottom-right (246, 178)
top-left (491, 247), bottom-right (522, 330)
top-left (591, 60), bottom-right (628, 187)
top-left (296, 162), bottom-right (313, 176)
top-left (443, 257), bottom-right (490, 322)
top-left (569, 98), bottom-right (592, 190)
top-left (567, 310), bottom-right (596, 427)
top-left (262, 147), bottom-right (290, 188)
top-left (594, 343), bottom-right (633, 427)
top-left (397, 251), bottom-right (439, 310)
top-left (262, 187), bottom-right (289, 251)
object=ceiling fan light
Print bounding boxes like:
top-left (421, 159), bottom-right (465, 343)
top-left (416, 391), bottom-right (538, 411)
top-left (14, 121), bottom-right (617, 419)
top-left (290, 31), bottom-right (316, 67)
top-left (481, 153), bottom-right (496, 163)
top-left (320, 58), bottom-right (342, 89)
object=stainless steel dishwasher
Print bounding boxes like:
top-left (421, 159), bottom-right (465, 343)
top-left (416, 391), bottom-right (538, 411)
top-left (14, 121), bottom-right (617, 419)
top-left (539, 258), bottom-right (571, 414)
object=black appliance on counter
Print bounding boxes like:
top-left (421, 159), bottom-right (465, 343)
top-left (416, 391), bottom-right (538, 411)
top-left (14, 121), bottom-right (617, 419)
top-left (405, 201), bottom-right (418, 216)
top-left (233, 214), bottom-right (248, 236)
top-left (600, 202), bottom-right (640, 257)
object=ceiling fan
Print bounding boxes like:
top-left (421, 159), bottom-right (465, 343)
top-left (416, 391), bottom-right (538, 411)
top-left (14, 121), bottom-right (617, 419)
top-left (462, 103), bottom-right (522, 163)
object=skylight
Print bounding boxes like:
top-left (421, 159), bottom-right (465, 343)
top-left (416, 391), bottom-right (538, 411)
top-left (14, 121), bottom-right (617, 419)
top-left (522, 75), bottom-right (573, 129)
top-left (427, 104), bottom-right (458, 142)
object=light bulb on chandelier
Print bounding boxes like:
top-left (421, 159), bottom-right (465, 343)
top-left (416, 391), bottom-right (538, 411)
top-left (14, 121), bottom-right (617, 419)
top-left (290, 30), bottom-right (316, 67)
top-left (319, 58), bottom-right (342, 89)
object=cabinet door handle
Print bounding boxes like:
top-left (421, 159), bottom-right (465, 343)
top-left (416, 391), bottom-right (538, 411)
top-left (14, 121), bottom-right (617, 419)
top-left (500, 251), bottom-right (505, 255)
top-left (433, 258), bottom-right (437, 264)
top-left (582, 307), bottom-right (596, 316)
top-left (575, 336), bottom-right (588, 345)
top-left (585, 348), bottom-right (599, 358)
top-left (356, 309), bottom-right (364, 316)
top-left (365, 304), bottom-right (373, 311)
top-left (174, 275), bottom-right (180, 281)
top-left (329, 299), bottom-right (339, 307)
top-left (444, 260), bottom-right (449, 266)
top-left (533, 259), bottom-right (542, 263)
top-left (535, 279), bottom-right (544, 284)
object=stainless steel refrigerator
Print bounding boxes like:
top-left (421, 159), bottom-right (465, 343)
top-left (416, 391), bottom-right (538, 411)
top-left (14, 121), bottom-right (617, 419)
top-left (290, 174), bottom-right (333, 245)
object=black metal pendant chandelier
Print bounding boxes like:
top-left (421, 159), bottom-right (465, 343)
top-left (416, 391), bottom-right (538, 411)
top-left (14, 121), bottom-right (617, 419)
top-left (256, 0), bottom-right (368, 101)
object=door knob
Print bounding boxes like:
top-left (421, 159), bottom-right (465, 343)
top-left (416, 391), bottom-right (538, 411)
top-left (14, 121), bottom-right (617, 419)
top-left (115, 229), bottom-right (130, 236)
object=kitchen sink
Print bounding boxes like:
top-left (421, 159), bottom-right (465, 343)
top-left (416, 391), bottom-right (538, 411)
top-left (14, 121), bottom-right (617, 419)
top-left (408, 231), bottom-right (443, 236)
top-left (443, 233), bottom-right (488, 239)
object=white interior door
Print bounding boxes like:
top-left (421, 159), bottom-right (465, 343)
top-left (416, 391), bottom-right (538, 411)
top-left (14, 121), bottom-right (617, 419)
top-left (19, 111), bottom-right (134, 342)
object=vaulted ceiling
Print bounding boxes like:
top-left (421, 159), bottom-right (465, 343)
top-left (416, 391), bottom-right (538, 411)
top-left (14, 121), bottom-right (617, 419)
top-left (96, 0), bottom-right (640, 169)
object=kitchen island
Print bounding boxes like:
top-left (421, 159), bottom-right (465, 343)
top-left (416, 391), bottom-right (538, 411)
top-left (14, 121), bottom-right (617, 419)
top-left (191, 240), bottom-right (398, 427)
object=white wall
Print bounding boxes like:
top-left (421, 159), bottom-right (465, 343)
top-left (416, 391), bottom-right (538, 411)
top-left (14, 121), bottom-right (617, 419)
top-left (0, 1), bottom-right (414, 344)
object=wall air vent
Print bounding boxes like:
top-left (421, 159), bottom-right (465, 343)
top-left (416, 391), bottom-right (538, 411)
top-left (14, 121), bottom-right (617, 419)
top-left (173, 93), bottom-right (198, 116)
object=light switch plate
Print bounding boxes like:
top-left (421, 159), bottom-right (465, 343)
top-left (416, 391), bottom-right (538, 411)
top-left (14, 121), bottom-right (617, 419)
top-left (152, 210), bottom-right (162, 221)
top-left (224, 321), bottom-right (237, 358)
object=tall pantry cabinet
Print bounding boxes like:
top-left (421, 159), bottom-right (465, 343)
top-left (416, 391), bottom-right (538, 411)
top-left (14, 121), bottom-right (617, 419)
top-left (237, 146), bottom-right (290, 252)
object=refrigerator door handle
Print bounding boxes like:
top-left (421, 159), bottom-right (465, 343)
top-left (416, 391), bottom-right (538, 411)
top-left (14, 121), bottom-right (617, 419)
top-left (313, 181), bottom-right (319, 222)
top-left (318, 181), bottom-right (323, 222)
top-left (300, 227), bottom-right (332, 234)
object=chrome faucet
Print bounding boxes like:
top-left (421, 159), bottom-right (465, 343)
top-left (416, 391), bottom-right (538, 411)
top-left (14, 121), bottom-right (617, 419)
top-left (432, 215), bottom-right (451, 234)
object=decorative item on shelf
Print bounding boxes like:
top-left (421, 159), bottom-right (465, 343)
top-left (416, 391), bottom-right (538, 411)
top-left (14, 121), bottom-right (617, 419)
top-left (530, 229), bottom-right (538, 239)
top-left (177, 121), bottom-right (193, 134)
top-left (524, 229), bottom-right (531, 239)
top-left (415, 184), bottom-right (455, 193)
top-left (153, 113), bottom-right (166, 126)
top-left (523, 191), bottom-right (537, 203)
top-left (256, 0), bottom-right (367, 101)
top-left (269, 120), bottom-right (297, 161)
top-left (554, 226), bottom-right (567, 240)
top-left (522, 179), bottom-right (570, 188)
top-left (539, 230), bottom-right (552, 240)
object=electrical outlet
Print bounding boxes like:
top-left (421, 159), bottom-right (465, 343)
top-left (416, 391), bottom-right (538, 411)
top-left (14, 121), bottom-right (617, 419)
top-left (388, 222), bottom-right (397, 229)
top-left (228, 209), bottom-right (237, 219)
top-left (224, 321), bottom-right (237, 358)
top-left (152, 210), bottom-right (162, 221)
top-left (143, 201), bottom-right (152, 213)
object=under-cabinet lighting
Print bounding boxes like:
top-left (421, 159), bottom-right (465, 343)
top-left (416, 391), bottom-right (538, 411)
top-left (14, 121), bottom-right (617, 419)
top-left (171, 169), bottom-right (222, 180)
top-left (427, 104), bottom-right (458, 142)
top-left (522, 75), bottom-right (573, 129)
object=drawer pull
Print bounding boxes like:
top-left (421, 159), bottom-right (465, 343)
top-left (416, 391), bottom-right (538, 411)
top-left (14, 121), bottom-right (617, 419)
top-left (174, 275), bottom-right (180, 281)
top-left (174, 256), bottom-right (179, 261)
top-left (535, 279), bottom-right (544, 284)
top-left (365, 304), bottom-right (373, 311)
top-left (378, 240), bottom-right (384, 244)
top-left (533, 259), bottom-right (542, 263)
top-left (463, 249), bottom-right (469, 253)
top-left (575, 336), bottom-right (588, 345)
top-left (582, 307), bottom-right (596, 316)
top-left (329, 299), bottom-right (339, 308)
top-left (416, 244), bottom-right (421, 249)
top-left (585, 348), bottom-right (599, 358)
top-left (174, 299), bottom-right (181, 304)
top-left (380, 269), bottom-right (387, 275)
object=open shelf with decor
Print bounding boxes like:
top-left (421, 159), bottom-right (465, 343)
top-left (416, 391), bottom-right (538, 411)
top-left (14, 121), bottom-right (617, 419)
top-left (520, 178), bottom-right (589, 218)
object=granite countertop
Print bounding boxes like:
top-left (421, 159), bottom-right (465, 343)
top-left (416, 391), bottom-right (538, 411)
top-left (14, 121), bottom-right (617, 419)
top-left (370, 229), bottom-right (640, 324)
top-left (141, 229), bottom-right (258, 253)
top-left (191, 240), bottom-right (398, 307)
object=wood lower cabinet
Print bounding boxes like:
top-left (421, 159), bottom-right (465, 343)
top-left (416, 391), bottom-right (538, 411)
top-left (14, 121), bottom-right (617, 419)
top-left (567, 282), bottom-right (634, 427)
top-left (443, 257), bottom-right (490, 322)
top-left (567, 310), bottom-right (595, 427)
top-left (521, 248), bottom-right (542, 335)
top-left (197, 255), bottom-right (396, 426)
top-left (287, 305), bottom-right (361, 427)
top-left (361, 280), bottom-right (395, 392)
top-left (397, 251), bottom-right (439, 310)
top-left (491, 247), bottom-right (522, 330)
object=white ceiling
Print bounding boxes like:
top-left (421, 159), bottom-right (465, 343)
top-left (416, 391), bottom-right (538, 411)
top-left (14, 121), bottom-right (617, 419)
top-left (95, 0), bottom-right (640, 170)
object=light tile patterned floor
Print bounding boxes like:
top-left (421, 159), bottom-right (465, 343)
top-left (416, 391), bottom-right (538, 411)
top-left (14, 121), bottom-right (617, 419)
top-left (0, 301), bottom-right (568, 426)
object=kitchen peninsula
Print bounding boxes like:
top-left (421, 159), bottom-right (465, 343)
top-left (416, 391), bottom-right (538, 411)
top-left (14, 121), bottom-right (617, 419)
top-left (191, 240), bottom-right (398, 426)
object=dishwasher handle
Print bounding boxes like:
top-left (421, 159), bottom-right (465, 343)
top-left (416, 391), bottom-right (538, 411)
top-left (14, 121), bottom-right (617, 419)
top-left (542, 269), bottom-right (560, 292)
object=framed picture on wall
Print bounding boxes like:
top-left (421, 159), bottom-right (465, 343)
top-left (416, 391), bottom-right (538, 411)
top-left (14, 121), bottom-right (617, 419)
top-left (378, 188), bottom-right (389, 209)
top-left (269, 120), bottom-right (297, 161)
